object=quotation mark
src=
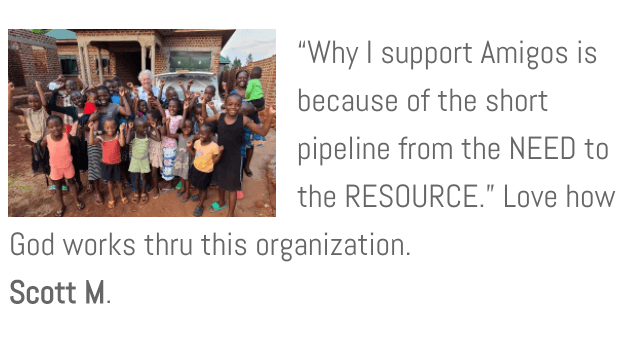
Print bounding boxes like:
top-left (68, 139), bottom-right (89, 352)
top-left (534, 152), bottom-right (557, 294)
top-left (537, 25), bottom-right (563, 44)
top-left (486, 184), bottom-right (494, 192)
top-left (299, 40), bottom-right (306, 48)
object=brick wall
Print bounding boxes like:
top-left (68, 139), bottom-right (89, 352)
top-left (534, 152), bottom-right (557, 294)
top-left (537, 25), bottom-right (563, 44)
top-left (8, 29), bottom-right (57, 46)
top-left (8, 29), bottom-right (62, 90)
top-left (8, 44), bottom-right (26, 86)
top-left (221, 55), bottom-right (277, 106)
top-left (156, 35), bottom-right (223, 75)
top-left (245, 55), bottom-right (276, 107)
top-left (32, 47), bottom-right (49, 73)
top-left (220, 55), bottom-right (277, 127)
top-left (115, 53), bottom-right (141, 85)
top-left (43, 31), bottom-right (228, 87)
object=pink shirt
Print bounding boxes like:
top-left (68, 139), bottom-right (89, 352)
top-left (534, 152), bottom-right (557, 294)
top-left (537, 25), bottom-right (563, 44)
top-left (163, 109), bottom-right (182, 149)
top-left (47, 133), bottom-right (72, 169)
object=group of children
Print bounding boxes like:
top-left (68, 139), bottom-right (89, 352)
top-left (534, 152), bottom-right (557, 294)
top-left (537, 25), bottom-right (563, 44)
top-left (9, 66), bottom-right (274, 217)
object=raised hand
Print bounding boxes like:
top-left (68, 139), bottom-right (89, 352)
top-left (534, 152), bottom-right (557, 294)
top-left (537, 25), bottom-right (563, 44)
top-left (35, 81), bottom-right (42, 89)
top-left (269, 104), bottom-right (276, 116)
top-left (126, 82), bottom-right (134, 89)
top-left (119, 87), bottom-right (126, 97)
top-left (128, 121), bottom-right (134, 130)
top-left (194, 92), bottom-right (201, 98)
top-left (178, 80), bottom-right (184, 87)
top-left (133, 87), bottom-right (139, 95)
top-left (149, 98), bottom-right (161, 108)
top-left (8, 82), bottom-right (14, 91)
top-left (119, 123), bottom-right (127, 132)
top-left (200, 95), bottom-right (206, 103)
top-left (183, 101), bottom-right (189, 110)
top-left (160, 79), bottom-right (165, 87)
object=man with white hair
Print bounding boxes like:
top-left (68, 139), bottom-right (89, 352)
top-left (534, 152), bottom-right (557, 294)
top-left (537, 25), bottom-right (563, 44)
top-left (135, 70), bottom-right (166, 102)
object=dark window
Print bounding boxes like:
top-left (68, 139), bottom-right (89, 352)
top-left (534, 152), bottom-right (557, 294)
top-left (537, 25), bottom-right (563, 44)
top-left (95, 55), bottom-right (110, 75)
top-left (59, 55), bottom-right (78, 75)
top-left (169, 51), bottom-right (212, 72)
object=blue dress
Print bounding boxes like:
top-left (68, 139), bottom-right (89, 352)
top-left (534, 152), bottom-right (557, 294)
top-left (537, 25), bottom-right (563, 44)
top-left (230, 90), bottom-right (265, 158)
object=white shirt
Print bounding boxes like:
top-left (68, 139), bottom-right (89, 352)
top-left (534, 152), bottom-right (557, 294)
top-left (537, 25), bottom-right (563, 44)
top-left (133, 85), bottom-right (166, 102)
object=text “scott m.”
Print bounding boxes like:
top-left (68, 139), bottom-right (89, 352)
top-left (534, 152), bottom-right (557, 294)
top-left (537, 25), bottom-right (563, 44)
top-left (9, 280), bottom-right (108, 304)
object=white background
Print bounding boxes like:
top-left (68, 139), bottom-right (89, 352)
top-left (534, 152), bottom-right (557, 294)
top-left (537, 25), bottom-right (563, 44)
top-left (2, 1), bottom-right (623, 359)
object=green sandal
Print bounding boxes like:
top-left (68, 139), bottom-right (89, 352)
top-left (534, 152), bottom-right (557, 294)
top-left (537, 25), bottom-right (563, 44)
top-left (209, 202), bottom-right (228, 213)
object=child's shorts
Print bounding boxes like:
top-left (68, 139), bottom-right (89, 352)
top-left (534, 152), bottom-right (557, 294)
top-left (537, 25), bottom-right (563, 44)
top-left (50, 164), bottom-right (75, 181)
top-left (189, 165), bottom-right (213, 190)
top-left (102, 163), bottom-right (122, 182)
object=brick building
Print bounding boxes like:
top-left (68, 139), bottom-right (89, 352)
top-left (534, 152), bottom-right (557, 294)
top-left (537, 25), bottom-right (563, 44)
top-left (9, 29), bottom-right (275, 109)
top-left (55, 29), bottom-right (236, 86)
top-left (8, 29), bottom-right (62, 89)
top-left (240, 55), bottom-right (277, 107)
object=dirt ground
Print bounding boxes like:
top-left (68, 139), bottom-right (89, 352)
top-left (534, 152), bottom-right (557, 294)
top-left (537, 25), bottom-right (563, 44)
top-left (8, 111), bottom-right (276, 217)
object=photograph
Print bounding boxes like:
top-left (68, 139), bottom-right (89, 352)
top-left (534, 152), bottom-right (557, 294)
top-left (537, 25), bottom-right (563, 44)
top-left (8, 29), bottom-right (276, 217)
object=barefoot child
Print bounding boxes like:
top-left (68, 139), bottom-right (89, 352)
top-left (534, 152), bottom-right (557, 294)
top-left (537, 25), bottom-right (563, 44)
top-left (165, 118), bottom-right (199, 203)
top-left (187, 122), bottom-right (223, 216)
top-left (21, 115), bottom-right (85, 217)
top-left (146, 108), bottom-right (165, 199)
top-left (210, 93), bottom-right (273, 217)
top-left (89, 118), bottom-right (129, 208)
top-left (126, 119), bottom-right (151, 204)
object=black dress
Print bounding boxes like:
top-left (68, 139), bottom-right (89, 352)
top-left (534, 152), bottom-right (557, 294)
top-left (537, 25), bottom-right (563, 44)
top-left (213, 113), bottom-right (244, 191)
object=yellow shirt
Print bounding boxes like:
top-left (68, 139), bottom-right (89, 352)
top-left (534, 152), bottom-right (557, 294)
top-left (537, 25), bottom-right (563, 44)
top-left (193, 141), bottom-right (219, 173)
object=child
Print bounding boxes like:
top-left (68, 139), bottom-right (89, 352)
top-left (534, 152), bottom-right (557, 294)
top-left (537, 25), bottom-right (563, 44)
top-left (46, 79), bottom-right (87, 192)
top-left (105, 80), bottom-right (118, 100)
top-left (9, 82), bottom-right (49, 175)
top-left (146, 108), bottom-right (165, 199)
top-left (157, 79), bottom-right (179, 109)
top-left (246, 67), bottom-right (266, 117)
top-left (187, 122), bottom-right (223, 216)
top-left (126, 119), bottom-right (151, 204)
top-left (165, 118), bottom-right (199, 202)
top-left (89, 117), bottom-right (129, 208)
top-left (156, 98), bottom-right (186, 192)
top-left (87, 85), bottom-right (131, 205)
top-left (137, 100), bottom-right (148, 119)
top-left (21, 115), bottom-right (85, 217)
top-left (199, 87), bottom-right (220, 127)
top-left (83, 89), bottom-right (97, 116)
top-left (210, 93), bottom-right (272, 217)
top-left (60, 79), bottom-right (78, 133)
top-left (191, 103), bottom-right (204, 135)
